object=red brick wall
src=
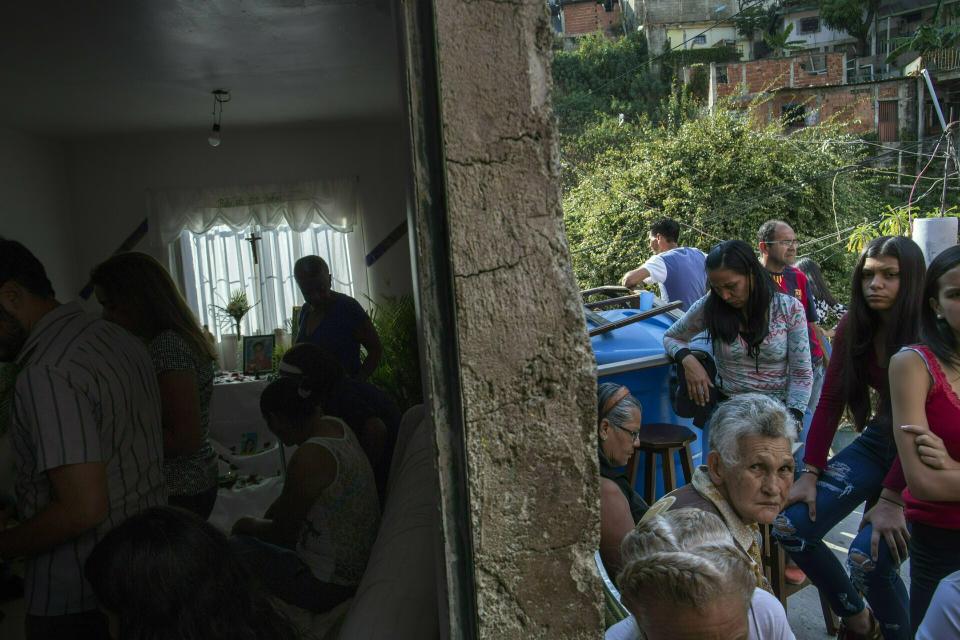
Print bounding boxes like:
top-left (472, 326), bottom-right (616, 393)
top-left (715, 52), bottom-right (846, 98)
top-left (768, 86), bottom-right (874, 134)
top-left (563, 0), bottom-right (622, 36)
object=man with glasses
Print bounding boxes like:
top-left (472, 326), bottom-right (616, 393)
top-left (757, 220), bottom-right (823, 586)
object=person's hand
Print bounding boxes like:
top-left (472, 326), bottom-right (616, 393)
top-left (901, 424), bottom-right (960, 470)
top-left (681, 354), bottom-right (713, 407)
top-left (620, 271), bottom-right (639, 289)
top-left (786, 469), bottom-right (819, 521)
top-left (860, 498), bottom-right (910, 564)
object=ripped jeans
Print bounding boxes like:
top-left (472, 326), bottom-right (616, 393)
top-left (772, 423), bottom-right (910, 640)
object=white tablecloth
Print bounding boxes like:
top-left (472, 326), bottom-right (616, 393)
top-left (209, 377), bottom-right (294, 530)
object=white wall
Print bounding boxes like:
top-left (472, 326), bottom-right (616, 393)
top-left (0, 129), bottom-right (78, 298)
top-left (64, 120), bottom-right (413, 307)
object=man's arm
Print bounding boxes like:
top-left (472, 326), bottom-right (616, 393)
top-left (620, 267), bottom-right (651, 289)
top-left (0, 462), bottom-right (108, 560)
top-left (354, 317), bottom-right (383, 381)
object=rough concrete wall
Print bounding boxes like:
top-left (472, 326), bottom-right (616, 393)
top-left (431, 1), bottom-right (602, 638)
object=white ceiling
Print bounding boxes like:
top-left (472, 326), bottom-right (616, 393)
top-left (0, 0), bottom-right (402, 136)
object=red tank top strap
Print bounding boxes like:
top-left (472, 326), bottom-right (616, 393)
top-left (906, 344), bottom-right (947, 395)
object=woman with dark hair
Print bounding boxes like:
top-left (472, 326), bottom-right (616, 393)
top-left (279, 343), bottom-right (401, 503)
top-left (664, 240), bottom-right (813, 438)
top-left (596, 382), bottom-right (646, 578)
top-left (230, 375), bottom-right (380, 613)
top-left (91, 252), bottom-right (219, 518)
top-left (890, 244), bottom-right (960, 634)
top-left (795, 257), bottom-right (847, 331)
top-left (775, 236), bottom-right (925, 640)
top-left (85, 506), bottom-right (298, 640)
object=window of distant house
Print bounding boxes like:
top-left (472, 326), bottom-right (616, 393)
top-left (178, 222), bottom-right (355, 340)
top-left (692, 34), bottom-right (707, 45)
top-left (782, 103), bottom-right (806, 127)
top-left (717, 65), bottom-right (729, 83)
top-left (799, 17), bottom-right (820, 34)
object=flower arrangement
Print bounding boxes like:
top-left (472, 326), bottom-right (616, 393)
top-left (211, 290), bottom-right (256, 340)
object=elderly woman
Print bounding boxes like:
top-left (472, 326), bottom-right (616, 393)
top-left (616, 517), bottom-right (757, 640)
top-left (597, 383), bottom-right (647, 579)
top-left (607, 509), bottom-right (795, 640)
top-left (650, 392), bottom-right (795, 589)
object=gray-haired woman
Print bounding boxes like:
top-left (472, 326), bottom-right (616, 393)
top-left (597, 382), bottom-right (647, 579)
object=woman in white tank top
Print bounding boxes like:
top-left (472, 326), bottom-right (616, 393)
top-left (230, 376), bottom-right (380, 613)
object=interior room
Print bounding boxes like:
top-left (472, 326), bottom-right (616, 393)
top-left (0, 2), bottom-right (443, 638)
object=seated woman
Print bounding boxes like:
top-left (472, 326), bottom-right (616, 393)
top-left (293, 255), bottom-right (382, 381)
top-left (651, 392), bottom-right (795, 590)
top-left (280, 343), bottom-right (401, 502)
top-left (230, 375), bottom-right (380, 613)
top-left (85, 506), bottom-right (298, 640)
top-left (607, 509), bottom-right (795, 640)
top-left (596, 383), bottom-right (646, 579)
top-left (91, 252), bottom-right (219, 518)
top-left (615, 513), bottom-right (759, 640)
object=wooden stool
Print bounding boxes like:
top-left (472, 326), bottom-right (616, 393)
top-left (760, 523), bottom-right (840, 635)
top-left (632, 423), bottom-right (697, 505)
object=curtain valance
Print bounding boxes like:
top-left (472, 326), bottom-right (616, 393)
top-left (149, 178), bottom-right (358, 246)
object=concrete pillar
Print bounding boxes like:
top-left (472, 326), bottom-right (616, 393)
top-left (407, 0), bottom-right (602, 637)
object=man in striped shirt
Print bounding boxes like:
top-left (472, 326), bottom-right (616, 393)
top-left (0, 239), bottom-right (165, 639)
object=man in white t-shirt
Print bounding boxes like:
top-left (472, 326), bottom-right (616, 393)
top-left (620, 218), bottom-right (706, 311)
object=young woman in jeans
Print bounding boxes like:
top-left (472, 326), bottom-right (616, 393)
top-left (773, 236), bottom-right (926, 640)
top-left (890, 244), bottom-right (960, 635)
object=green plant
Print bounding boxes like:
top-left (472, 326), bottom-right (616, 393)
top-left (366, 295), bottom-right (423, 412)
top-left (210, 290), bottom-right (256, 339)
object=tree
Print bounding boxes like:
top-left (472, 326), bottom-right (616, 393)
top-left (819, 0), bottom-right (882, 56)
top-left (562, 101), bottom-right (887, 297)
top-left (763, 22), bottom-right (805, 57)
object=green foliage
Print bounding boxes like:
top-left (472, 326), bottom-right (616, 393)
top-left (734, 3), bottom-right (782, 41)
top-left (763, 22), bottom-right (805, 57)
top-left (847, 205), bottom-right (960, 253)
top-left (552, 32), bottom-right (666, 138)
top-left (562, 103), bottom-right (888, 298)
top-left (819, 0), bottom-right (882, 54)
top-left (367, 295), bottom-right (423, 412)
top-left (887, 0), bottom-right (960, 62)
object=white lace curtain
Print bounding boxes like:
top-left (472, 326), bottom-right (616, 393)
top-left (149, 179), bottom-right (359, 247)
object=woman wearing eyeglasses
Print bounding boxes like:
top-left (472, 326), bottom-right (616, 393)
top-left (597, 382), bottom-right (646, 580)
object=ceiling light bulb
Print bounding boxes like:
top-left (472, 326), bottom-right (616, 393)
top-left (208, 123), bottom-right (221, 148)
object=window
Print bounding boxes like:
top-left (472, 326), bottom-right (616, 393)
top-left (781, 103), bottom-right (806, 127)
top-left (692, 34), bottom-right (707, 45)
top-left (179, 222), bottom-right (355, 340)
top-left (798, 17), bottom-right (820, 34)
top-left (717, 65), bottom-right (729, 83)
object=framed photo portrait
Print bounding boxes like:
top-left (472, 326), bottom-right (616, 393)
top-left (242, 334), bottom-right (276, 374)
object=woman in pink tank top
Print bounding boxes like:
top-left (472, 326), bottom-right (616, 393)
top-left (890, 244), bottom-right (960, 635)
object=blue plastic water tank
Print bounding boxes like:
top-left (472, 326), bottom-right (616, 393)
top-left (591, 307), bottom-right (703, 500)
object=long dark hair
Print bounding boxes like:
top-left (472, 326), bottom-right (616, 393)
top-left (91, 252), bottom-right (217, 362)
top-left (795, 257), bottom-right (838, 307)
top-left (703, 240), bottom-right (777, 358)
top-left (842, 236), bottom-right (925, 430)
top-left (85, 506), bottom-right (298, 640)
top-left (921, 245), bottom-right (960, 370)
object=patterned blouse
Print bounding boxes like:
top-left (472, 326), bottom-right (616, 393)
top-left (149, 330), bottom-right (217, 497)
top-left (296, 420), bottom-right (380, 586)
top-left (664, 292), bottom-right (813, 413)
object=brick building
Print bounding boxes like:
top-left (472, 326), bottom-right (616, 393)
top-left (698, 52), bottom-right (917, 143)
top-left (558, 0), bottom-right (624, 37)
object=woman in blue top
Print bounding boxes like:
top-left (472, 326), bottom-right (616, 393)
top-left (294, 256), bottom-right (382, 381)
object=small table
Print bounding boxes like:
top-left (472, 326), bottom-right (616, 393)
top-left (208, 374), bottom-right (291, 530)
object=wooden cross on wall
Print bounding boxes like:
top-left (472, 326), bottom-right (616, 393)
top-left (245, 232), bottom-right (263, 265)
